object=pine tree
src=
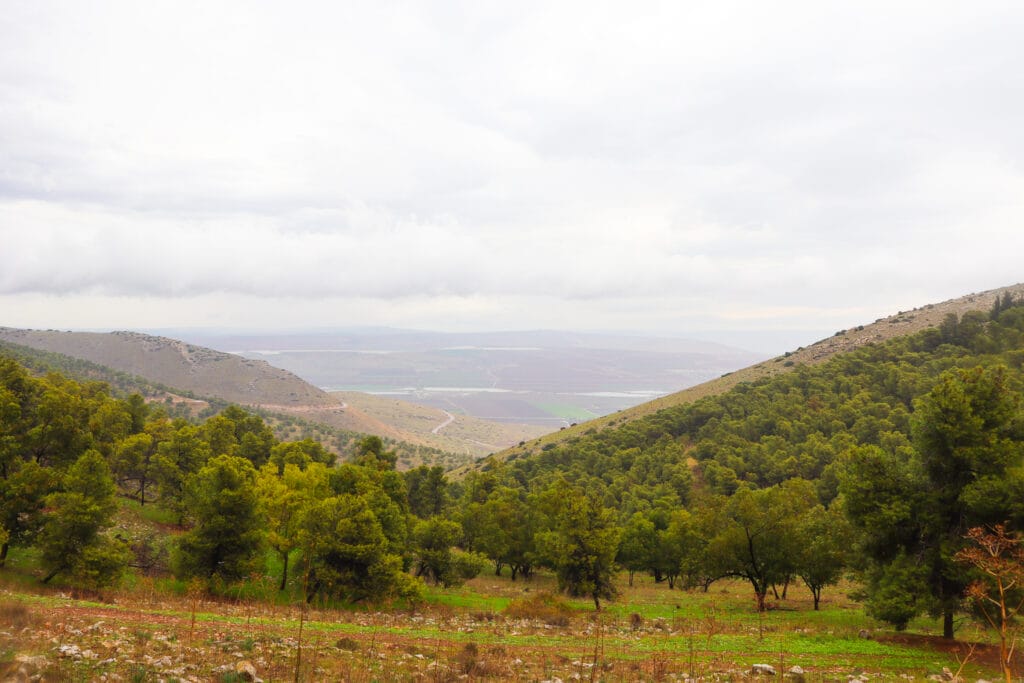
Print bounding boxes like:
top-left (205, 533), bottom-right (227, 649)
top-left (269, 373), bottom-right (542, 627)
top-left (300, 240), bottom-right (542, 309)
top-left (37, 450), bottom-right (130, 588)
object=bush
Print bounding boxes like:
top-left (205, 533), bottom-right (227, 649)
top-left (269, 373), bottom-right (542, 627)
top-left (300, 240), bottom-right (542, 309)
top-left (451, 549), bottom-right (488, 584)
top-left (504, 592), bottom-right (574, 626)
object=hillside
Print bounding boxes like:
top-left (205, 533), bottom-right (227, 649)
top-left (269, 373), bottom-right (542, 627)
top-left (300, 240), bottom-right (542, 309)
top-left (0, 328), bottom-right (540, 464)
top-left (472, 281), bottom-right (1024, 470)
top-left (0, 328), bottom-right (331, 407)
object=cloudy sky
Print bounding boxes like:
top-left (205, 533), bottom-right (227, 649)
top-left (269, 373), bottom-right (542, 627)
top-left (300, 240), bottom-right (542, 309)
top-left (2, 1), bottom-right (1022, 348)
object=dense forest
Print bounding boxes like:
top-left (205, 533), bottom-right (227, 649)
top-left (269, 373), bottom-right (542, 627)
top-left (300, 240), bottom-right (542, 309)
top-left (2, 295), bottom-right (1023, 651)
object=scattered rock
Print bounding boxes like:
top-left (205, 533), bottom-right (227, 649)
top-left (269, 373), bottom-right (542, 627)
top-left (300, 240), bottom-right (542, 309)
top-left (235, 660), bottom-right (258, 682)
top-left (57, 643), bottom-right (83, 659)
top-left (752, 663), bottom-right (777, 676)
top-left (786, 665), bottom-right (807, 682)
top-left (858, 629), bottom-right (872, 639)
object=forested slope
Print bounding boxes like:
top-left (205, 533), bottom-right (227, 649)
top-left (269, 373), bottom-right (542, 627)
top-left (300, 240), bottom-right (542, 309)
top-left (450, 292), bottom-right (1024, 637)
top-left (486, 282), bottom-right (1024, 464)
top-left (479, 291), bottom-right (1024, 501)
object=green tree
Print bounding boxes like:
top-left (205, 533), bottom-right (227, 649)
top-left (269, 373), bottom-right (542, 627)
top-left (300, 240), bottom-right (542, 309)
top-left (268, 439), bottom-right (334, 473)
top-left (219, 406), bottom-right (276, 467)
top-left (24, 374), bottom-right (95, 469)
top-left (794, 502), bottom-right (851, 609)
top-left (653, 509), bottom-right (701, 590)
top-left (405, 465), bottom-right (449, 518)
top-left (109, 422), bottom-right (166, 506)
top-left (843, 366), bottom-right (1024, 637)
top-left (472, 486), bottom-right (537, 580)
top-left (411, 516), bottom-right (484, 587)
top-left (153, 422), bottom-right (211, 524)
top-left (706, 479), bottom-right (817, 611)
top-left (299, 493), bottom-right (423, 603)
top-left (255, 461), bottom-right (329, 590)
top-left (174, 454), bottom-right (263, 585)
top-left (354, 435), bottom-right (398, 470)
top-left (0, 461), bottom-right (55, 567)
top-left (617, 513), bottom-right (657, 587)
top-left (537, 485), bottom-right (621, 609)
top-left (37, 450), bottom-right (130, 588)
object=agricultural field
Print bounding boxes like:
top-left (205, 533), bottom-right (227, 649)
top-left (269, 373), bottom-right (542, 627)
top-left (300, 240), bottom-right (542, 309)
top-left (0, 562), bottom-right (1005, 682)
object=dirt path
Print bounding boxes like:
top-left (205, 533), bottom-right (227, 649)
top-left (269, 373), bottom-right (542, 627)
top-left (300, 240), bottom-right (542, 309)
top-left (431, 410), bottom-right (455, 434)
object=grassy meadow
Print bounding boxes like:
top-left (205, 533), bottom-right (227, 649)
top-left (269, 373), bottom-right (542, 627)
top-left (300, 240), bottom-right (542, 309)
top-left (0, 550), bottom-right (1007, 682)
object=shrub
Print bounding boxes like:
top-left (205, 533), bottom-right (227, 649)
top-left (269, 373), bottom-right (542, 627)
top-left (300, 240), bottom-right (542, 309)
top-left (504, 592), bottom-right (574, 626)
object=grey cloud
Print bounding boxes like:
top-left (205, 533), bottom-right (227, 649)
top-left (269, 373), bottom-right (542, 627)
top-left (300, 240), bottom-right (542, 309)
top-left (2, 2), bottom-right (1024, 333)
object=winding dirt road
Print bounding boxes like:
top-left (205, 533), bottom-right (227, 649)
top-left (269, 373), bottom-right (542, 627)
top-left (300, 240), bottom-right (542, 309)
top-left (431, 410), bottom-right (455, 434)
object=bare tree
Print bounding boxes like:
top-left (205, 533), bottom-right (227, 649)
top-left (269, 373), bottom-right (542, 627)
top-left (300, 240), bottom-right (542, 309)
top-left (955, 524), bottom-right (1024, 683)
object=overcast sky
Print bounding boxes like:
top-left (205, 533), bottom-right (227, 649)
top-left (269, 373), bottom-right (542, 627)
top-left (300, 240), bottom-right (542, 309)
top-left (2, 1), bottom-right (1022, 349)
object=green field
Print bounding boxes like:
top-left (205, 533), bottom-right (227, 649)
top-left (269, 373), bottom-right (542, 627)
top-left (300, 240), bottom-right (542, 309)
top-left (535, 402), bottom-right (599, 421)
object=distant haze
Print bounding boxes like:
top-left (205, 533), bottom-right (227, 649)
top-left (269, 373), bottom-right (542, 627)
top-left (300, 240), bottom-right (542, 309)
top-left (170, 328), bottom-right (764, 425)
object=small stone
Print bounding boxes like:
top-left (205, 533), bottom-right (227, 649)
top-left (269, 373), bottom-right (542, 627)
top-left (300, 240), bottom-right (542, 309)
top-left (752, 663), bottom-right (777, 676)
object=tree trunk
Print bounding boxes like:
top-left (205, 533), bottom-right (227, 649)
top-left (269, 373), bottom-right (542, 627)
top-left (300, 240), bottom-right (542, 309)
top-left (279, 551), bottom-right (289, 591)
top-left (750, 577), bottom-right (768, 612)
top-left (812, 588), bottom-right (820, 611)
top-left (41, 565), bottom-right (62, 584)
top-left (781, 576), bottom-right (790, 599)
top-left (593, 593), bottom-right (601, 610)
top-left (628, 570), bottom-right (634, 587)
top-left (0, 541), bottom-right (8, 567)
top-left (943, 609), bottom-right (954, 639)
top-left (510, 565), bottom-right (518, 581)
